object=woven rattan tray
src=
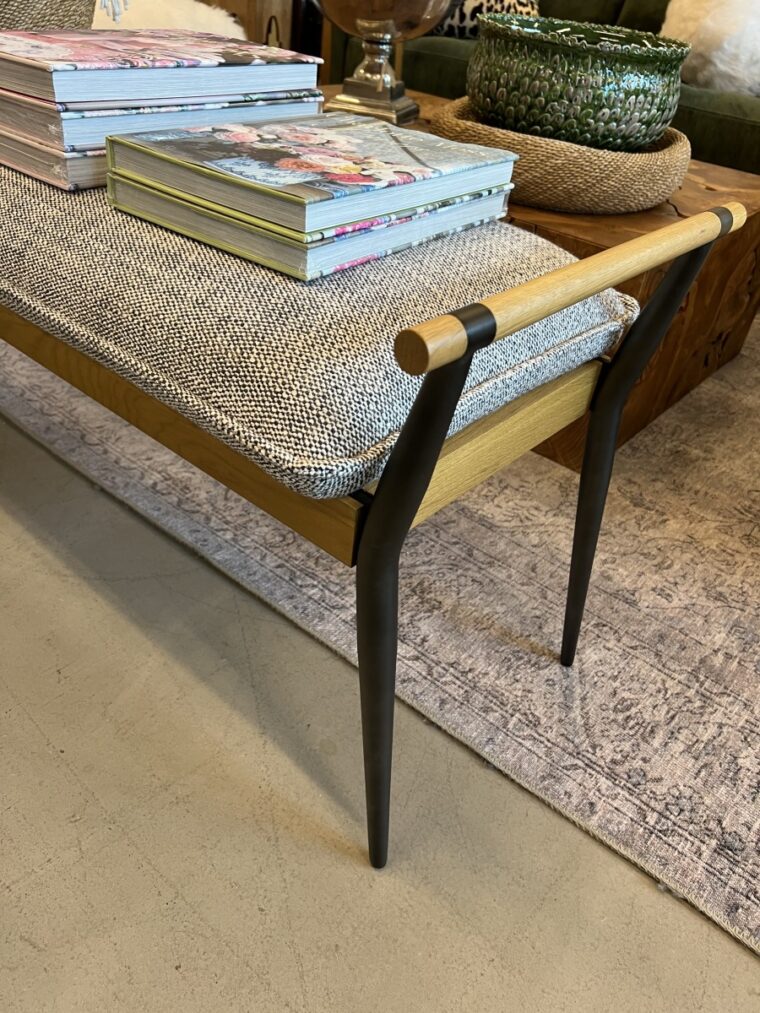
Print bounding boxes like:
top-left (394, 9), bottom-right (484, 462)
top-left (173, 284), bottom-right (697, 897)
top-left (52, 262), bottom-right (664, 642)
top-left (430, 98), bottom-right (691, 214)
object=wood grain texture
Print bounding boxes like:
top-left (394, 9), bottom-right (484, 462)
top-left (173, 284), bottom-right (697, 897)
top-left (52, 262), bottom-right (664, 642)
top-left (395, 205), bottom-right (746, 375)
top-left (1, 312), bottom-right (604, 564)
top-left (320, 17), bottom-right (332, 86)
top-left (204, 0), bottom-right (294, 45)
top-left (0, 308), bottom-right (364, 566)
top-left (395, 313), bottom-right (468, 376)
top-left (411, 361), bottom-right (600, 525)
top-left (516, 164), bottom-right (760, 470)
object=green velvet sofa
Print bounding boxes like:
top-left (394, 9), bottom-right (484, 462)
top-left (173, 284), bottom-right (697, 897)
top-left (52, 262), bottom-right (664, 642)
top-left (328, 0), bottom-right (759, 175)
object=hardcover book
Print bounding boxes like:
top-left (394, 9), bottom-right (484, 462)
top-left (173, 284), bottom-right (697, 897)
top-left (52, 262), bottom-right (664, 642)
top-left (0, 126), bottom-right (103, 190)
top-left (108, 172), bottom-right (511, 281)
top-left (0, 30), bottom-right (321, 104)
top-left (0, 87), bottom-right (323, 151)
top-left (107, 113), bottom-right (518, 232)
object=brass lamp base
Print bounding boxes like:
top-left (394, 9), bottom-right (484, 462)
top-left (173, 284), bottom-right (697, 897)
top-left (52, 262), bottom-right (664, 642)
top-left (325, 38), bottom-right (419, 126)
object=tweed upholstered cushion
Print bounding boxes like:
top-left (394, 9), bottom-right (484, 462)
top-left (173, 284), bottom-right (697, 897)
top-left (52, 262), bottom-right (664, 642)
top-left (0, 0), bottom-right (95, 30)
top-left (0, 168), bottom-right (638, 499)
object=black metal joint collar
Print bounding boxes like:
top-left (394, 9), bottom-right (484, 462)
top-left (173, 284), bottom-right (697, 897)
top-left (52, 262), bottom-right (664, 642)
top-left (451, 302), bottom-right (498, 354)
top-left (709, 206), bottom-right (734, 237)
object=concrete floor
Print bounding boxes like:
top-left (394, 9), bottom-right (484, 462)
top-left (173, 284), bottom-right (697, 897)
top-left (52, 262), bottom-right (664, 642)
top-left (1, 414), bottom-right (758, 1012)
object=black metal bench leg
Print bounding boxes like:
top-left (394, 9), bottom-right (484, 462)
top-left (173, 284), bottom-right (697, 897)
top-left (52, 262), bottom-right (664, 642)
top-left (353, 347), bottom-right (478, 867)
top-left (560, 237), bottom-right (719, 667)
top-left (561, 402), bottom-right (623, 667)
top-left (356, 543), bottom-right (400, 868)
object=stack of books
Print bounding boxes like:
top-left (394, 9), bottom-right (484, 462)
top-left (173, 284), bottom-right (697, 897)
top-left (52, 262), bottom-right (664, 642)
top-left (107, 113), bottom-right (518, 281)
top-left (0, 29), bottom-right (322, 190)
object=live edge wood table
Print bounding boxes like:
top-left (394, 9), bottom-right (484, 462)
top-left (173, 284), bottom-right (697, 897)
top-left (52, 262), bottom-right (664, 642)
top-left (327, 86), bottom-right (760, 470)
top-left (514, 166), bottom-right (760, 470)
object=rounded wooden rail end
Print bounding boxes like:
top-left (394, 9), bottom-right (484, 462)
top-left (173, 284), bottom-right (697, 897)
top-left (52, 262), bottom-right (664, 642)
top-left (395, 314), bottom-right (469, 376)
top-left (719, 200), bottom-right (747, 233)
top-left (394, 202), bottom-right (747, 376)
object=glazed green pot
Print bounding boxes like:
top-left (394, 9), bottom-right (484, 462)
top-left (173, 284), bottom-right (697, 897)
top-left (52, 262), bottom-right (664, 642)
top-left (467, 15), bottom-right (690, 151)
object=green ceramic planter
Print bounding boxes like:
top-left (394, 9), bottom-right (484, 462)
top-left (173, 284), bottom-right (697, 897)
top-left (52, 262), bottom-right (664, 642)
top-left (467, 15), bottom-right (690, 152)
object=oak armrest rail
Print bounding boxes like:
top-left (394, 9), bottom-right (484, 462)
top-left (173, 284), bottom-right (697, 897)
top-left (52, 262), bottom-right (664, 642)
top-left (394, 202), bottom-right (747, 376)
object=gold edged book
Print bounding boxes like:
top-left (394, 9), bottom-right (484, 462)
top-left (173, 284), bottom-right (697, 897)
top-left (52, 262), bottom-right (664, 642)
top-left (107, 172), bottom-right (512, 281)
top-left (106, 112), bottom-right (517, 233)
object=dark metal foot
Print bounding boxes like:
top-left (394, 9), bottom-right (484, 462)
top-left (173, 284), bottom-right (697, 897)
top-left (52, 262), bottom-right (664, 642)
top-left (356, 552), bottom-right (399, 869)
top-left (561, 404), bottom-right (622, 667)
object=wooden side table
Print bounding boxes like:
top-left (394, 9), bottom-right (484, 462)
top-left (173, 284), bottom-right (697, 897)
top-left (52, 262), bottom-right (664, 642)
top-left (322, 86), bottom-right (760, 471)
top-left (510, 165), bottom-right (760, 470)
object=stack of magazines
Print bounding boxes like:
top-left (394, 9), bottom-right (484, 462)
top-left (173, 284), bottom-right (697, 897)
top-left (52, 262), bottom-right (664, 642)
top-left (0, 29), bottom-right (322, 190)
top-left (107, 113), bottom-right (518, 281)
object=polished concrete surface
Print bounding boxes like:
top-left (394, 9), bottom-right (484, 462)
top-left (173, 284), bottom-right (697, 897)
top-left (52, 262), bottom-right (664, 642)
top-left (1, 416), bottom-right (758, 1012)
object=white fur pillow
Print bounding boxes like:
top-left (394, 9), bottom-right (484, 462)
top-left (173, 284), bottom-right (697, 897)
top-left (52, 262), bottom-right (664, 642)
top-left (661, 0), bottom-right (760, 96)
top-left (93, 0), bottom-right (246, 38)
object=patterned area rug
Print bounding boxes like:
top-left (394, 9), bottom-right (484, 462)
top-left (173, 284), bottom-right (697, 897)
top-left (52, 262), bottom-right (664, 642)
top-left (1, 321), bottom-right (758, 952)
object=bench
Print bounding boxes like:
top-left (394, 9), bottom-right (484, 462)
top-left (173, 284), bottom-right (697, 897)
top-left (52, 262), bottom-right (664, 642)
top-left (0, 167), bottom-right (745, 866)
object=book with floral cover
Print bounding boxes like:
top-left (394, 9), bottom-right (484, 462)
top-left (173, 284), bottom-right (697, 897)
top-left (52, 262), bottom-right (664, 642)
top-left (0, 30), bottom-right (322, 103)
top-left (107, 113), bottom-right (518, 232)
top-left (0, 87), bottom-right (323, 151)
top-left (111, 175), bottom-right (513, 244)
top-left (107, 171), bottom-right (512, 281)
top-left (52, 89), bottom-right (322, 113)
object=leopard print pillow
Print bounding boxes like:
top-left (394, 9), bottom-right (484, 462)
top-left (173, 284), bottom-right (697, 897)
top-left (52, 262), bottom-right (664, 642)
top-left (433, 0), bottom-right (539, 40)
top-left (0, 0), bottom-right (96, 30)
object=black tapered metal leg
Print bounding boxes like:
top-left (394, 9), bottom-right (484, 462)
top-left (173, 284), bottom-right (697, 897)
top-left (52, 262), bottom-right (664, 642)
top-left (560, 240), bottom-right (717, 666)
top-left (356, 549), bottom-right (399, 868)
top-left (561, 403), bottom-right (623, 667)
top-left (353, 349), bottom-right (477, 866)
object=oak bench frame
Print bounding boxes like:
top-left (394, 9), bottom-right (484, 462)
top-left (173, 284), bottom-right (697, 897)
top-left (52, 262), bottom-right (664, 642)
top-left (0, 202), bottom-right (746, 868)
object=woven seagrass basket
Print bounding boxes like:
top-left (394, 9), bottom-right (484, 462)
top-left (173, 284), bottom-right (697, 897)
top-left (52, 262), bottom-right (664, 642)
top-left (430, 97), bottom-right (691, 215)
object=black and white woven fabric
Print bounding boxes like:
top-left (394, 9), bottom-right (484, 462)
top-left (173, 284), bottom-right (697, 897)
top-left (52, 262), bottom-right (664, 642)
top-left (0, 0), bottom-right (96, 30)
top-left (0, 169), bottom-right (638, 499)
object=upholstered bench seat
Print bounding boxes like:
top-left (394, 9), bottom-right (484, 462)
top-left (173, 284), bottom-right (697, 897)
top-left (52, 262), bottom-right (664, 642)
top-left (0, 155), bottom-right (744, 869)
top-left (0, 169), bottom-right (638, 499)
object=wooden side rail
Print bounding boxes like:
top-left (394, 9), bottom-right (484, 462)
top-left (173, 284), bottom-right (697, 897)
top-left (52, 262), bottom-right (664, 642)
top-left (395, 202), bottom-right (747, 376)
top-left (0, 311), bottom-right (599, 566)
top-left (0, 307), bottom-right (366, 566)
